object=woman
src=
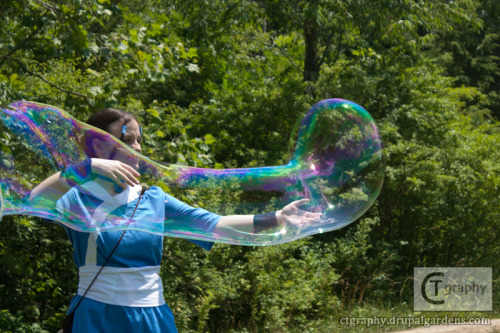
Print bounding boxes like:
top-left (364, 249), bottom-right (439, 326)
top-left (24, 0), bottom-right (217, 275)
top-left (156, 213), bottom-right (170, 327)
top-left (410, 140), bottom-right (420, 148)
top-left (29, 108), bottom-right (320, 332)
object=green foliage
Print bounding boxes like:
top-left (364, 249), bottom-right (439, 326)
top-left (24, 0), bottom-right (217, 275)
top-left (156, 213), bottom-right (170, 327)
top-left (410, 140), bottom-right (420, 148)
top-left (0, 217), bottom-right (75, 332)
top-left (429, 0), bottom-right (500, 119)
top-left (0, 0), bottom-right (498, 331)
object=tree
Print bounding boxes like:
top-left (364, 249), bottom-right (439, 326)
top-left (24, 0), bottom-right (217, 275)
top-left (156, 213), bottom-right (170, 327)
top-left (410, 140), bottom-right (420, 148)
top-left (430, 0), bottom-right (500, 119)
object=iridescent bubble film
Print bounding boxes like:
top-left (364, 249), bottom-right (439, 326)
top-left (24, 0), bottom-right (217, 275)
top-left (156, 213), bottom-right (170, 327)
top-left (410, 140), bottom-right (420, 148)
top-left (0, 99), bottom-right (384, 245)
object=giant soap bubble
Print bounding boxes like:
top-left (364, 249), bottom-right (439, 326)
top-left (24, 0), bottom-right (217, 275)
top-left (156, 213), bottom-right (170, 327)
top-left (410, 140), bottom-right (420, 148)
top-left (0, 99), bottom-right (384, 245)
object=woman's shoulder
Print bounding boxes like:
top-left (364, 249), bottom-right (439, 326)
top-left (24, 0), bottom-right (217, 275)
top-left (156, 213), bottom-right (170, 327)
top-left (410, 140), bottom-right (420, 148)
top-left (144, 185), bottom-right (164, 196)
top-left (142, 185), bottom-right (169, 202)
top-left (144, 186), bottom-right (183, 206)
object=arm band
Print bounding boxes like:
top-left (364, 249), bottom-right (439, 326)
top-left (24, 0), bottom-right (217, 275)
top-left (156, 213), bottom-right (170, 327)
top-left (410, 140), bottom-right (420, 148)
top-left (60, 159), bottom-right (92, 187)
top-left (253, 211), bottom-right (279, 233)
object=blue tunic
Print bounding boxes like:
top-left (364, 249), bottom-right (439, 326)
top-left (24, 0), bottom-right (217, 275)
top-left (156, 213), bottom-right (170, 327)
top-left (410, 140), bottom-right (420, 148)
top-left (57, 182), bottom-right (220, 332)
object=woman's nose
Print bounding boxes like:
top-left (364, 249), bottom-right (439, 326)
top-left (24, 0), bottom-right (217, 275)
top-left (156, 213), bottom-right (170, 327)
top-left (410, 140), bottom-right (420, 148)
top-left (132, 141), bottom-right (142, 153)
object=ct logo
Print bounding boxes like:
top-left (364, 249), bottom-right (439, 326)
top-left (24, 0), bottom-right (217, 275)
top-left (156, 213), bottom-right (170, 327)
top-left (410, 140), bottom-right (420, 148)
top-left (421, 272), bottom-right (445, 305)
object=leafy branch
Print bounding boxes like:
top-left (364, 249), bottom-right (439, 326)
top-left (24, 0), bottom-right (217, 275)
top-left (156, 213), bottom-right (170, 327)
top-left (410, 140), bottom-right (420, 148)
top-left (0, 23), bottom-right (44, 68)
top-left (269, 36), bottom-right (302, 74)
top-left (1, 56), bottom-right (93, 106)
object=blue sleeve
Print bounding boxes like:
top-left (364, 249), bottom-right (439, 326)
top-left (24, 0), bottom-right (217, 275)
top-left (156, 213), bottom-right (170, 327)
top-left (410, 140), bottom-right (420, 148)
top-left (164, 193), bottom-right (221, 251)
top-left (55, 188), bottom-right (97, 230)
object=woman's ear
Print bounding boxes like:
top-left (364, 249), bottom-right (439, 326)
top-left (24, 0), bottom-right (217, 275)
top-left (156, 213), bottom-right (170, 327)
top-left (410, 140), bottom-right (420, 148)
top-left (92, 138), bottom-right (104, 158)
top-left (76, 133), bottom-right (86, 154)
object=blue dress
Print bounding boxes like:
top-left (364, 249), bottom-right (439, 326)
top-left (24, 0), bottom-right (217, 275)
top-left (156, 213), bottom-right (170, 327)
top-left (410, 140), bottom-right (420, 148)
top-left (56, 181), bottom-right (220, 332)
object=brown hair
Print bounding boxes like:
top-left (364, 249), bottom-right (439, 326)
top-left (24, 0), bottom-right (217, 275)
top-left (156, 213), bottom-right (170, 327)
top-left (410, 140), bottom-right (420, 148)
top-left (83, 108), bottom-right (139, 158)
top-left (86, 108), bottom-right (138, 133)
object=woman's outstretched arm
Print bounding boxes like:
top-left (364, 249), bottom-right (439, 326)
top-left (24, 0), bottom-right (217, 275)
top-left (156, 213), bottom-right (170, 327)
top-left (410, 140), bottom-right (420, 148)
top-left (214, 199), bottom-right (322, 236)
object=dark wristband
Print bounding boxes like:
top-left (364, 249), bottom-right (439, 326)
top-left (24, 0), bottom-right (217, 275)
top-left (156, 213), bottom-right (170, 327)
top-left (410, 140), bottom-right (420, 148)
top-left (60, 159), bottom-right (92, 186)
top-left (253, 211), bottom-right (279, 233)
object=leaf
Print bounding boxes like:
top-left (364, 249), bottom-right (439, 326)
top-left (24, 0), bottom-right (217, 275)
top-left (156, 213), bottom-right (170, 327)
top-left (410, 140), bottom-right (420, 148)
top-left (88, 86), bottom-right (103, 96)
top-left (186, 63), bottom-right (199, 73)
top-left (204, 134), bottom-right (216, 145)
top-left (146, 108), bottom-right (161, 120)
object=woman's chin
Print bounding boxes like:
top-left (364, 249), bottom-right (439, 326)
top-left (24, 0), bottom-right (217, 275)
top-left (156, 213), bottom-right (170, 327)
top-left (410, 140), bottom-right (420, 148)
top-left (132, 160), bottom-right (141, 170)
top-left (128, 161), bottom-right (140, 170)
top-left (119, 156), bottom-right (140, 170)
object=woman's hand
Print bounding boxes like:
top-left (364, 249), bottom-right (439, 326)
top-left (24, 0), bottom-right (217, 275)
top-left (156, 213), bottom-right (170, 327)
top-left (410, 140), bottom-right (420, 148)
top-left (90, 158), bottom-right (140, 189)
top-left (276, 199), bottom-right (322, 229)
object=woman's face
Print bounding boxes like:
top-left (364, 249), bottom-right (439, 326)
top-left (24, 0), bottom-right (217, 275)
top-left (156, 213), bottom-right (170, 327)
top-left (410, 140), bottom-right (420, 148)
top-left (94, 119), bottom-right (143, 169)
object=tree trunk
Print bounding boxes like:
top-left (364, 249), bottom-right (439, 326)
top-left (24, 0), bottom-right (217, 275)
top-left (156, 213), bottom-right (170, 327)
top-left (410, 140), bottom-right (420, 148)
top-left (303, 15), bottom-right (319, 83)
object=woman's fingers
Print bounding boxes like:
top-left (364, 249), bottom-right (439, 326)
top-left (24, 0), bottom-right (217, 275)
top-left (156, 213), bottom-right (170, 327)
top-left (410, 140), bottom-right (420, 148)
top-left (304, 211), bottom-right (322, 219)
top-left (121, 163), bottom-right (140, 178)
top-left (91, 158), bottom-right (140, 187)
top-left (281, 199), bottom-right (323, 226)
top-left (107, 172), bottom-right (128, 189)
top-left (111, 171), bottom-right (132, 189)
top-left (292, 198), bottom-right (310, 207)
top-left (115, 168), bottom-right (141, 187)
top-left (115, 164), bottom-right (140, 185)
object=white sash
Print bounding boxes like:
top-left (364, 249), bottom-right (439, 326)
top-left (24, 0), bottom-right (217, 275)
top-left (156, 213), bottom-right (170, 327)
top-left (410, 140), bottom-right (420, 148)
top-left (78, 265), bottom-right (165, 307)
